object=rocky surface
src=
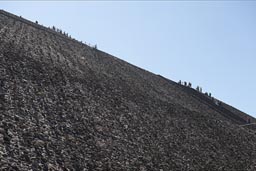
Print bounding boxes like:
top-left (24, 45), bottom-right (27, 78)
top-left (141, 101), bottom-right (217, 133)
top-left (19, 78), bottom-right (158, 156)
top-left (0, 10), bottom-right (256, 170)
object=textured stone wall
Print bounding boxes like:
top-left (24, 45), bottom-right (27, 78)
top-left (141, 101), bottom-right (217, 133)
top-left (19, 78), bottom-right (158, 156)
top-left (0, 11), bottom-right (256, 170)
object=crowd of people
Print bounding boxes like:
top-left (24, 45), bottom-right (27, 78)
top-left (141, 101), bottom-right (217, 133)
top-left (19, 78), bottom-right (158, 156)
top-left (178, 80), bottom-right (221, 106)
top-left (33, 20), bottom-right (98, 50)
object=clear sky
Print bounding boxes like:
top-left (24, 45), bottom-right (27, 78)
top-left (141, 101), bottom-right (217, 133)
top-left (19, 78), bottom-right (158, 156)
top-left (1, 1), bottom-right (256, 118)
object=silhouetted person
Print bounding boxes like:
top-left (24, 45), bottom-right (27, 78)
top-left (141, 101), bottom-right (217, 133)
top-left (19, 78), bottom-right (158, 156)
top-left (188, 82), bottom-right (192, 88)
top-left (184, 82), bottom-right (187, 86)
top-left (196, 86), bottom-right (199, 91)
top-left (199, 87), bottom-right (202, 93)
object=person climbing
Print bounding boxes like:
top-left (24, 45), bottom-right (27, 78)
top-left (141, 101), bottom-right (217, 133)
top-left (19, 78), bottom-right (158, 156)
top-left (196, 86), bottom-right (199, 91)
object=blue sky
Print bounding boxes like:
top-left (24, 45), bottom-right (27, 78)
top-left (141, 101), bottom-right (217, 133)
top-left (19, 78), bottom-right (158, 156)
top-left (1, 1), bottom-right (256, 118)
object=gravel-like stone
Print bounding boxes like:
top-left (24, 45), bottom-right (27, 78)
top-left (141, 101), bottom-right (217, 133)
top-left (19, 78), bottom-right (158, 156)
top-left (0, 10), bottom-right (256, 171)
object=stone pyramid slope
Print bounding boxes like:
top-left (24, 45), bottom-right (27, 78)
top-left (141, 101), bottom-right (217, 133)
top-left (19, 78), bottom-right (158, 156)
top-left (0, 10), bottom-right (256, 170)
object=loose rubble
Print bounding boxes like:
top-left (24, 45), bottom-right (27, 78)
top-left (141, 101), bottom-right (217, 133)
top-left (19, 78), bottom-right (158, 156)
top-left (0, 10), bottom-right (256, 170)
